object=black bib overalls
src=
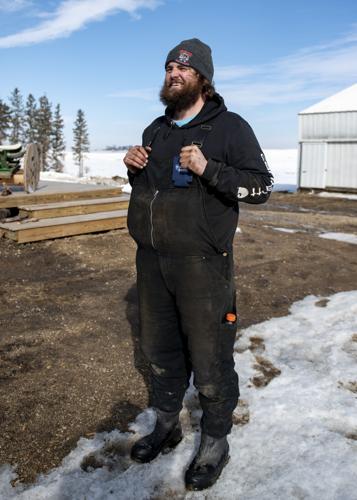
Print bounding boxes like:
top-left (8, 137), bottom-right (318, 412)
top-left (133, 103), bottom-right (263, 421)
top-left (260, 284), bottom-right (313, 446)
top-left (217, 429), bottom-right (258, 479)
top-left (127, 124), bottom-right (239, 437)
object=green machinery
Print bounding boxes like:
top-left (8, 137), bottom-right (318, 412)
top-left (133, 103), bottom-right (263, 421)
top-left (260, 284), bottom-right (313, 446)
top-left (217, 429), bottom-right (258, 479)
top-left (0, 143), bottom-right (24, 177)
top-left (0, 143), bottom-right (41, 194)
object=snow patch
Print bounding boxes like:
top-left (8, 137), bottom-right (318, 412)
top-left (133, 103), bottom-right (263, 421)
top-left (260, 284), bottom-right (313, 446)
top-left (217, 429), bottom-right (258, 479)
top-left (317, 192), bottom-right (357, 201)
top-left (319, 232), bottom-right (357, 245)
top-left (1, 291), bottom-right (357, 499)
top-left (122, 183), bottom-right (132, 194)
top-left (271, 227), bottom-right (298, 233)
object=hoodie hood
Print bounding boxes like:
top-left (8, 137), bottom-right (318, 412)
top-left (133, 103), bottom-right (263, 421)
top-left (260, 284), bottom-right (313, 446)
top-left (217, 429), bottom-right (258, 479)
top-left (165, 93), bottom-right (227, 128)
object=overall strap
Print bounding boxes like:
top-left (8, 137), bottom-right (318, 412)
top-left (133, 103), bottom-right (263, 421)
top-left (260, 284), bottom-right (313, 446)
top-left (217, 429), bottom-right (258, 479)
top-left (141, 125), bottom-right (161, 191)
top-left (191, 124), bottom-right (213, 149)
top-left (146, 125), bottom-right (161, 148)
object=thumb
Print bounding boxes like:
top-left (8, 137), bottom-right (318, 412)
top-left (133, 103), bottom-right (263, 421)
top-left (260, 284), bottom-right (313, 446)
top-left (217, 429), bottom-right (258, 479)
top-left (144, 146), bottom-right (152, 153)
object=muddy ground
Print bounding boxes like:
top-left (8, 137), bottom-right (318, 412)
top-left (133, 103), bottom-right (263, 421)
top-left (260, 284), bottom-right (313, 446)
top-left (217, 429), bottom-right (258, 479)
top-left (0, 191), bottom-right (356, 484)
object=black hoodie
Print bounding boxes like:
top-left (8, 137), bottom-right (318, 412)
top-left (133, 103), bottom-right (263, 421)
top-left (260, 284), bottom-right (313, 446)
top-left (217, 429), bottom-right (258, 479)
top-left (127, 93), bottom-right (273, 256)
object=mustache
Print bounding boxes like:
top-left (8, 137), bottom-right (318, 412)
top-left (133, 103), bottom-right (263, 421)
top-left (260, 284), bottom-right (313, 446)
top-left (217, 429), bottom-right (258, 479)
top-left (168, 78), bottom-right (184, 86)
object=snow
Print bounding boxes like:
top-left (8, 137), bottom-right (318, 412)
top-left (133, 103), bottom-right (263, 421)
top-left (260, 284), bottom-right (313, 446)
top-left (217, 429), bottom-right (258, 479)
top-left (264, 227), bottom-right (357, 245)
top-left (300, 83), bottom-right (357, 114)
top-left (318, 192), bottom-right (357, 201)
top-left (271, 227), bottom-right (298, 234)
top-left (41, 148), bottom-right (298, 194)
top-left (319, 232), bottom-right (357, 245)
top-left (263, 149), bottom-right (297, 192)
top-left (1, 290), bottom-right (357, 500)
top-left (62, 151), bottom-right (128, 179)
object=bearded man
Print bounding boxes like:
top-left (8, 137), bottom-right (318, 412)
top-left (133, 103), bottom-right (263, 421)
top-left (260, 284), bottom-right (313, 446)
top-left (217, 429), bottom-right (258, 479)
top-left (124, 38), bottom-right (273, 491)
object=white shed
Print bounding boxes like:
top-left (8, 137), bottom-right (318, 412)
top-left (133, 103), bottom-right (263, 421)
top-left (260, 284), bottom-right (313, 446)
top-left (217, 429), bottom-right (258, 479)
top-left (297, 83), bottom-right (357, 192)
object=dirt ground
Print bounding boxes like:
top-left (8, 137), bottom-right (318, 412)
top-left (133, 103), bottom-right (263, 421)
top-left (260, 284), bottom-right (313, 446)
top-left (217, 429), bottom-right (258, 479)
top-left (0, 191), bottom-right (356, 484)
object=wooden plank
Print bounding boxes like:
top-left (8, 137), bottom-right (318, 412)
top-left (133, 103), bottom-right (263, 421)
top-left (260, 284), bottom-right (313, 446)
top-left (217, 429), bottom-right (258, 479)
top-left (0, 172), bottom-right (24, 185)
top-left (19, 195), bottom-right (130, 219)
top-left (0, 181), bottom-right (124, 208)
top-left (0, 210), bottom-right (128, 243)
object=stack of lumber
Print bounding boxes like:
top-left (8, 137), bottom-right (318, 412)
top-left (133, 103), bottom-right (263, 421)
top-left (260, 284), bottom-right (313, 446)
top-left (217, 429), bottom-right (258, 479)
top-left (0, 182), bottom-right (130, 243)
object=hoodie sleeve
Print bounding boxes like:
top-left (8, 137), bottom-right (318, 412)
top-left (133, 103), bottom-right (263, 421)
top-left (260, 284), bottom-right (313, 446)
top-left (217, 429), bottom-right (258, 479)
top-left (200, 117), bottom-right (274, 204)
top-left (127, 134), bottom-right (145, 186)
top-left (127, 119), bottom-right (161, 186)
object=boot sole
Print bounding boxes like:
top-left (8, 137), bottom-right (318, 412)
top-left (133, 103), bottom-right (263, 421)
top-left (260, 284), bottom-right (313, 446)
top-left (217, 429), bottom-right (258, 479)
top-left (186, 454), bottom-right (230, 491)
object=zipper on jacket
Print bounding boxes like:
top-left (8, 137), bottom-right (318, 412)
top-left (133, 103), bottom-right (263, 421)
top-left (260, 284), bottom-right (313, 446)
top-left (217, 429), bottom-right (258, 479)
top-left (150, 189), bottom-right (159, 249)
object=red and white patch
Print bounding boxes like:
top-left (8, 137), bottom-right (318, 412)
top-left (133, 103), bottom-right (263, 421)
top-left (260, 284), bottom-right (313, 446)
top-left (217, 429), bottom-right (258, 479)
top-left (176, 49), bottom-right (192, 65)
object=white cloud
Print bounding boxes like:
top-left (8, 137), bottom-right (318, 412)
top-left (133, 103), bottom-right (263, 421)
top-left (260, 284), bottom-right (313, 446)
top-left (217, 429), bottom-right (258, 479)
top-left (0, 0), bottom-right (31, 12)
top-left (214, 27), bottom-right (357, 108)
top-left (0, 0), bottom-right (162, 48)
top-left (108, 25), bottom-right (357, 110)
top-left (219, 82), bottom-right (325, 107)
top-left (215, 65), bottom-right (261, 81)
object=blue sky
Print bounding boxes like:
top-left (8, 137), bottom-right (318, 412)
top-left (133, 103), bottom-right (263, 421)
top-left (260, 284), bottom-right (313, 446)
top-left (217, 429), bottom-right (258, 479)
top-left (1, 0), bottom-right (357, 149)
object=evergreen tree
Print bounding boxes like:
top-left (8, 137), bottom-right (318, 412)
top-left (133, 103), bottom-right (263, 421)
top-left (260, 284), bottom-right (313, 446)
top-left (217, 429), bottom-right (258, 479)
top-left (51, 103), bottom-right (65, 172)
top-left (0, 99), bottom-right (11, 145)
top-left (72, 109), bottom-right (90, 177)
top-left (24, 93), bottom-right (37, 143)
top-left (9, 87), bottom-right (24, 144)
top-left (35, 95), bottom-right (52, 171)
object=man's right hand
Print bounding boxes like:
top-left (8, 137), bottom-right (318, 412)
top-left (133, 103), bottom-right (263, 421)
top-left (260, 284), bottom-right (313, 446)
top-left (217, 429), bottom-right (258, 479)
top-left (123, 146), bottom-right (152, 173)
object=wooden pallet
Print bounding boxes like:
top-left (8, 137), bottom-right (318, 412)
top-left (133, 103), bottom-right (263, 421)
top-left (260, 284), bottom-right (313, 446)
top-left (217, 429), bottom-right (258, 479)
top-left (0, 181), bottom-right (124, 209)
top-left (0, 210), bottom-right (128, 243)
top-left (19, 195), bottom-right (130, 219)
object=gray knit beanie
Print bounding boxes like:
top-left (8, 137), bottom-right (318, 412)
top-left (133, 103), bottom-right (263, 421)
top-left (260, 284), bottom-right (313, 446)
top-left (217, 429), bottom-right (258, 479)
top-left (165, 38), bottom-right (214, 83)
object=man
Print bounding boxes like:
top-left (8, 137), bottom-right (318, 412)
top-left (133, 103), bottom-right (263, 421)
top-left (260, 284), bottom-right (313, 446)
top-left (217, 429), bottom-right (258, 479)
top-left (124, 38), bottom-right (273, 491)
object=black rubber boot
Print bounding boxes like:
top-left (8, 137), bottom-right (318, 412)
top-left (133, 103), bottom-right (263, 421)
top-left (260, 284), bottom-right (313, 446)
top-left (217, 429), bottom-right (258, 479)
top-left (130, 409), bottom-right (182, 463)
top-left (185, 434), bottom-right (230, 491)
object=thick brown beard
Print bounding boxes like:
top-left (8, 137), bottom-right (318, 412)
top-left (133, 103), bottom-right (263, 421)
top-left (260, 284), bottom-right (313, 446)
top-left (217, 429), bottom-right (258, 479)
top-left (159, 78), bottom-right (204, 113)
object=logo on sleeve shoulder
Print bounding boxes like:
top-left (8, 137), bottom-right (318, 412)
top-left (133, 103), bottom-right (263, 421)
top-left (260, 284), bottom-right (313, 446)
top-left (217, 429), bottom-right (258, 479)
top-left (176, 49), bottom-right (192, 65)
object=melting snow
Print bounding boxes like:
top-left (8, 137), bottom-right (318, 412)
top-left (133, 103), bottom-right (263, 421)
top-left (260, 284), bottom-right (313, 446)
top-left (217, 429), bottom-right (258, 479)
top-left (317, 192), bottom-right (357, 201)
top-left (271, 227), bottom-right (298, 233)
top-left (319, 232), bottom-right (357, 245)
top-left (1, 291), bottom-right (357, 499)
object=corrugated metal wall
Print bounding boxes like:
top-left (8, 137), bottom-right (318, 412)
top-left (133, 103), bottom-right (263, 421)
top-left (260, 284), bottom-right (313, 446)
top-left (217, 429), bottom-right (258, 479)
top-left (326, 142), bottom-right (357, 189)
top-left (298, 111), bottom-right (357, 190)
top-left (300, 143), bottom-right (326, 188)
top-left (299, 112), bottom-right (357, 140)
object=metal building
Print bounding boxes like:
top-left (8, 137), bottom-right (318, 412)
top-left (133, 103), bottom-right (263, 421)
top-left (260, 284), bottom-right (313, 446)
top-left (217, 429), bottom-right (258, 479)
top-left (297, 83), bottom-right (357, 192)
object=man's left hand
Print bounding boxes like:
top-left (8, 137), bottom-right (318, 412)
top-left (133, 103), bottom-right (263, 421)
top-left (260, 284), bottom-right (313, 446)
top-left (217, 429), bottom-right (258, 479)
top-left (180, 145), bottom-right (207, 176)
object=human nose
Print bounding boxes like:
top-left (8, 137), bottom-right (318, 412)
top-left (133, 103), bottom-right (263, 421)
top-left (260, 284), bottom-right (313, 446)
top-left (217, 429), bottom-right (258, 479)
top-left (170, 67), bottom-right (181, 78)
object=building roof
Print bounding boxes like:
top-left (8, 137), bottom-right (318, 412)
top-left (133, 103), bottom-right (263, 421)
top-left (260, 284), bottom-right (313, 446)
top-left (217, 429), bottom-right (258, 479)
top-left (299, 83), bottom-right (357, 114)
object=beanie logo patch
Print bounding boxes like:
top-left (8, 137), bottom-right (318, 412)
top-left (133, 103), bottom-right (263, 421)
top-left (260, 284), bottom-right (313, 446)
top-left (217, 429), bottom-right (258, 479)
top-left (176, 49), bottom-right (192, 65)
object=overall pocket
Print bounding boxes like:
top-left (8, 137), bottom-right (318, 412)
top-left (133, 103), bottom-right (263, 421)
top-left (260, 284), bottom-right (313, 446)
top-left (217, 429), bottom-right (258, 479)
top-left (219, 288), bottom-right (238, 361)
top-left (151, 186), bottom-right (222, 255)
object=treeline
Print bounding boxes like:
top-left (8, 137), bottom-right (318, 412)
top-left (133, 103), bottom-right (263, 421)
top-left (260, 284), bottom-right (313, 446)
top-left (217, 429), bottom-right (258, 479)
top-left (104, 145), bottom-right (133, 151)
top-left (0, 88), bottom-right (89, 175)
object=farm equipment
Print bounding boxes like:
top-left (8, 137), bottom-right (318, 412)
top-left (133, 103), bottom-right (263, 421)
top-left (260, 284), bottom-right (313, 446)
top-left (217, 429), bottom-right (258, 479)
top-left (0, 143), bottom-right (41, 195)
